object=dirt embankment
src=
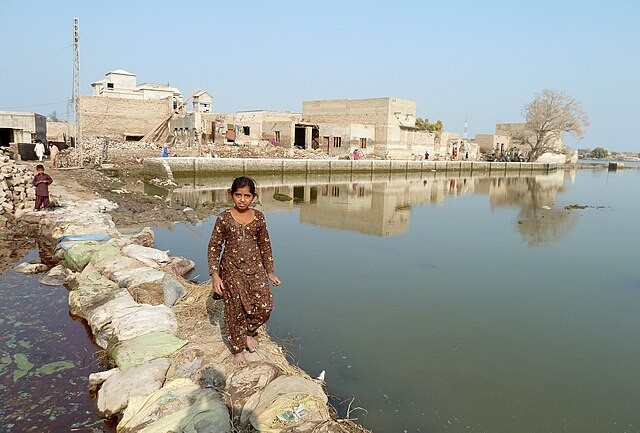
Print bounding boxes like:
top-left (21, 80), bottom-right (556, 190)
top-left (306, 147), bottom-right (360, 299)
top-left (3, 140), bottom-right (331, 271)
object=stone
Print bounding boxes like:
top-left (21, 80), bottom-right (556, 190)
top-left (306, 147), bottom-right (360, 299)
top-left (39, 264), bottom-right (74, 286)
top-left (162, 274), bottom-right (187, 307)
top-left (88, 368), bottom-right (119, 392)
top-left (96, 358), bottom-right (170, 418)
top-left (170, 256), bottom-right (195, 277)
top-left (14, 262), bottom-right (49, 274)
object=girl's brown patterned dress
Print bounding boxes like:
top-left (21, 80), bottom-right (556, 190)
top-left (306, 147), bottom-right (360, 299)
top-left (208, 209), bottom-right (275, 353)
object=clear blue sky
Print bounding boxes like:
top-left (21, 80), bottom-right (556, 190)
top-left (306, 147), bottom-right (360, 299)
top-left (2, 0), bottom-right (639, 152)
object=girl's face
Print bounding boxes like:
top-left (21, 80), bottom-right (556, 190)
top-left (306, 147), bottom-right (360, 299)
top-left (231, 186), bottom-right (255, 210)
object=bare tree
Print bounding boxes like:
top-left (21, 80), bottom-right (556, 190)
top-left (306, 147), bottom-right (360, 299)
top-left (513, 89), bottom-right (589, 162)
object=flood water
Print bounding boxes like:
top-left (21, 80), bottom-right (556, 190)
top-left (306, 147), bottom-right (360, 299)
top-left (0, 251), bottom-right (114, 433)
top-left (151, 166), bottom-right (640, 433)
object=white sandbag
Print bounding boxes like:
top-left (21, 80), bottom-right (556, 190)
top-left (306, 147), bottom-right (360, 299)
top-left (226, 362), bottom-right (281, 416)
top-left (97, 358), bottom-right (170, 418)
top-left (85, 292), bottom-right (139, 348)
top-left (96, 304), bottom-right (177, 347)
top-left (94, 255), bottom-right (146, 279)
top-left (117, 379), bottom-right (230, 433)
top-left (112, 267), bottom-right (165, 288)
top-left (122, 244), bottom-right (170, 268)
top-left (241, 375), bottom-right (330, 432)
top-left (108, 331), bottom-right (187, 370)
top-left (68, 264), bottom-right (126, 319)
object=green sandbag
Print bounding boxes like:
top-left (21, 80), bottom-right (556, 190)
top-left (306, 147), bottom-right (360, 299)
top-left (108, 331), bottom-right (187, 370)
top-left (64, 242), bottom-right (119, 271)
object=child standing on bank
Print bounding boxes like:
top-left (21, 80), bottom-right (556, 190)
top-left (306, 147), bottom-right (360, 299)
top-left (32, 164), bottom-right (53, 211)
top-left (208, 176), bottom-right (281, 365)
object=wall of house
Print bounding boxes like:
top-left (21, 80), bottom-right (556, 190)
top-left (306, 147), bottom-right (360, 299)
top-left (303, 98), bottom-right (391, 125)
top-left (475, 134), bottom-right (510, 153)
top-left (303, 98), bottom-right (419, 158)
top-left (262, 121), bottom-right (295, 146)
top-left (79, 95), bottom-right (172, 140)
top-left (0, 112), bottom-right (46, 144)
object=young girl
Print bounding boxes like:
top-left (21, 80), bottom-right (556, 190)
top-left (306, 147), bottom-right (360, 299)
top-left (208, 176), bottom-right (281, 365)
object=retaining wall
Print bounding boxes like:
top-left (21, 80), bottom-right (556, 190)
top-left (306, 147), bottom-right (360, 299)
top-left (144, 158), bottom-right (556, 181)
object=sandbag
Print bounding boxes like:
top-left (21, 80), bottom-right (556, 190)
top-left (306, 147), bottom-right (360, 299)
top-left (97, 304), bottom-right (177, 348)
top-left (68, 264), bottom-right (125, 319)
top-left (112, 267), bottom-right (165, 288)
top-left (241, 375), bottom-right (330, 432)
top-left (108, 331), bottom-right (187, 370)
top-left (122, 244), bottom-right (170, 268)
top-left (117, 379), bottom-right (230, 433)
top-left (97, 358), bottom-right (170, 418)
top-left (85, 292), bottom-right (139, 348)
top-left (64, 241), bottom-right (119, 271)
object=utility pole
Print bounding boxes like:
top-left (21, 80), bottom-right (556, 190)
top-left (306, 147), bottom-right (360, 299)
top-left (73, 17), bottom-right (83, 166)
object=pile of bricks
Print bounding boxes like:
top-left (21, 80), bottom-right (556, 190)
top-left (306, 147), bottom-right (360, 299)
top-left (0, 148), bottom-right (33, 227)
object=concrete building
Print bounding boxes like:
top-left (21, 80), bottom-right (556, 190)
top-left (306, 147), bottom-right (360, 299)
top-left (170, 91), bottom-right (215, 149)
top-left (302, 97), bottom-right (434, 159)
top-left (91, 69), bottom-right (182, 104)
top-left (212, 111), bottom-right (304, 147)
top-left (474, 134), bottom-right (511, 154)
top-left (0, 111), bottom-right (46, 147)
top-left (81, 70), bottom-right (181, 141)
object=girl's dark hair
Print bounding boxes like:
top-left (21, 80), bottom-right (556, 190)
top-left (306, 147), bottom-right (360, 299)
top-left (230, 176), bottom-right (257, 196)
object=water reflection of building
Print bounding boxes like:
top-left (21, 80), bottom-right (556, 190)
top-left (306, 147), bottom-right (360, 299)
top-left (145, 170), bottom-right (577, 241)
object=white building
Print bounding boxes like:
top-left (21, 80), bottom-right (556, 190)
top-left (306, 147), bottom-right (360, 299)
top-left (91, 69), bottom-right (182, 105)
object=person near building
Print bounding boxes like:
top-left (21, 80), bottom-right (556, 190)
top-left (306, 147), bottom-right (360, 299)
top-left (32, 164), bottom-right (53, 211)
top-left (208, 176), bottom-right (281, 366)
top-left (34, 140), bottom-right (45, 161)
top-left (49, 143), bottom-right (59, 168)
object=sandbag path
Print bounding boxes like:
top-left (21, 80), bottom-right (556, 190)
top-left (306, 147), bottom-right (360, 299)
top-left (16, 198), bottom-right (366, 433)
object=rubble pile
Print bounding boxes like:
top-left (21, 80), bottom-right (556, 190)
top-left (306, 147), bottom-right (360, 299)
top-left (0, 148), bottom-right (34, 227)
top-left (59, 138), bottom-right (164, 167)
top-left (207, 141), bottom-right (332, 160)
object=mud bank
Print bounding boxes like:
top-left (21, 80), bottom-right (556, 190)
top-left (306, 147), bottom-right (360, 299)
top-left (16, 199), bottom-right (364, 433)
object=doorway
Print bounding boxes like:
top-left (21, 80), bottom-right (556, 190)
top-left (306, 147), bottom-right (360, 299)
top-left (0, 128), bottom-right (14, 147)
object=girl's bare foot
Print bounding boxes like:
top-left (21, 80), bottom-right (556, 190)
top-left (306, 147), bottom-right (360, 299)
top-left (233, 352), bottom-right (246, 366)
top-left (246, 335), bottom-right (258, 352)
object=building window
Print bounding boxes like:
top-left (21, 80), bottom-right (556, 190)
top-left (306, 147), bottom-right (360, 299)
top-left (243, 126), bottom-right (250, 135)
top-left (360, 137), bottom-right (367, 148)
top-left (107, 83), bottom-right (114, 89)
top-left (275, 131), bottom-right (281, 142)
top-left (333, 137), bottom-right (342, 148)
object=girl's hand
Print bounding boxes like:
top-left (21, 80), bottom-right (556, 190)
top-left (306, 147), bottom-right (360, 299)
top-left (268, 273), bottom-right (281, 286)
top-left (212, 273), bottom-right (224, 297)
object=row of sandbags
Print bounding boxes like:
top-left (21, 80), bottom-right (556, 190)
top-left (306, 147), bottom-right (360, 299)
top-left (18, 199), bottom-right (352, 433)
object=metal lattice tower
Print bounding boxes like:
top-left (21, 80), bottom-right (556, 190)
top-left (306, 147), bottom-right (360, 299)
top-left (73, 18), bottom-right (83, 166)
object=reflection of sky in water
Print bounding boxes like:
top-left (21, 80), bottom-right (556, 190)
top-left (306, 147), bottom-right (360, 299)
top-left (0, 251), bottom-right (114, 433)
top-left (154, 168), bottom-right (640, 433)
